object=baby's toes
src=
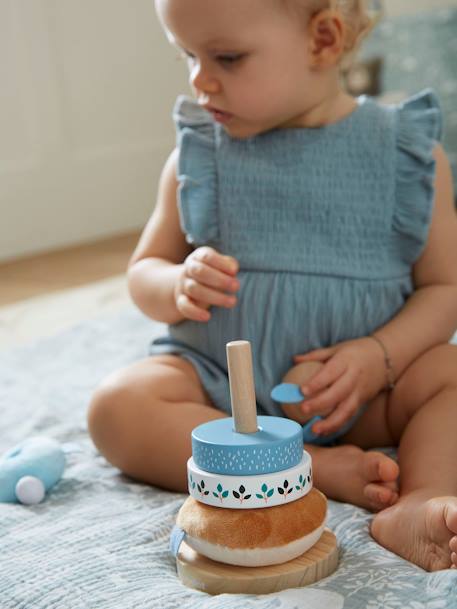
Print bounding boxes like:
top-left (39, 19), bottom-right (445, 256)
top-left (363, 451), bottom-right (399, 485)
top-left (376, 454), bottom-right (400, 484)
top-left (381, 479), bottom-right (400, 495)
top-left (364, 483), bottom-right (398, 511)
top-left (450, 537), bottom-right (457, 567)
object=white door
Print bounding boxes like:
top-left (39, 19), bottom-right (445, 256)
top-left (0, 0), bottom-right (187, 261)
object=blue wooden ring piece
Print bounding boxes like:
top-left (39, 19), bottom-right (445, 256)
top-left (271, 383), bottom-right (306, 404)
top-left (192, 416), bottom-right (303, 476)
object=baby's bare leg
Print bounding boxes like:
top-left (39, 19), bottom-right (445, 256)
top-left (344, 344), bottom-right (457, 571)
top-left (281, 362), bottom-right (399, 511)
top-left (87, 355), bottom-right (225, 492)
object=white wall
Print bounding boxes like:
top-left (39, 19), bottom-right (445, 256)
top-left (384, 0), bottom-right (457, 16)
top-left (0, 0), bottom-right (187, 262)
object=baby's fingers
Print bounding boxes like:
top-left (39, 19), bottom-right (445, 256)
top-left (294, 347), bottom-right (337, 364)
top-left (313, 396), bottom-right (358, 436)
top-left (187, 258), bottom-right (239, 293)
top-left (183, 278), bottom-right (237, 309)
top-left (176, 294), bottom-right (211, 322)
top-left (300, 371), bottom-right (355, 417)
top-left (301, 357), bottom-right (346, 397)
top-left (195, 247), bottom-right (239, 276)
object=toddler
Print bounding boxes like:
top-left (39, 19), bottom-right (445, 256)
top-left (88, 0), bottom-right (457, 571)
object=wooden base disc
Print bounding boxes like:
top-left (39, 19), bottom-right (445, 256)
top-left (176, 528), bottom-right (338, 595)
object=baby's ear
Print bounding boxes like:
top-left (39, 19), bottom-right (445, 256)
top-left (307, 9), bottom-right (346, 68)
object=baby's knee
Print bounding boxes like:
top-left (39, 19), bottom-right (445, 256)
top-left (390, 343), bottom-right (457, 426)
top-left (87, 373), bottom-right (132, 452)
top-left (410, 343), bottom-right (457, 393)
top-left (441, 344), bottom-right (457, 390)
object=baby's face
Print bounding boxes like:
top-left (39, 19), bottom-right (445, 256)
top-left (155, 0), bottom-right (323, 139)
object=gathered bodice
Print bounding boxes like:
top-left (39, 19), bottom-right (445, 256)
top-left (156, 90), bottom-right (442, 415)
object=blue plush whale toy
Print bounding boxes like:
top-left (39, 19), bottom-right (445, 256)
top-left (0, 437), bottom-right (66, 504)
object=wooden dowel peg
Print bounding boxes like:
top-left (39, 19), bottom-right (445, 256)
top-left (226, 340), bottom-right (258, 434)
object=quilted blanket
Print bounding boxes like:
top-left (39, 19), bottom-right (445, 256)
top-left (1, 307), bottom-right (456, 608)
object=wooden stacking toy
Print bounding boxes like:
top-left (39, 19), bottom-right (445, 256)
top-left (171, 341), bottom-right (338, 595)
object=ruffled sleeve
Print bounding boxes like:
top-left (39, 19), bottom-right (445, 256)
top-left (173, 96), bottom-right (219, 246)
top-left (393, 89), bottom-right (443, 265)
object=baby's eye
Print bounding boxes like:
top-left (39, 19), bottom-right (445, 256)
top-left (216, 53), bottom-right (245, 66)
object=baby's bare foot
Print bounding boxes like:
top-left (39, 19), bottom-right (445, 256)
top-left (371, 493), bottom-right (457, 571)
top-left (308, 445), bottom-right (399, 511)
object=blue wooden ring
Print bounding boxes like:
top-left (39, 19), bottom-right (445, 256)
top-left (192, 416), bottom-right (303, 476)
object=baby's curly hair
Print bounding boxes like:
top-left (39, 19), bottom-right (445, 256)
top-left (280, 0), bottom-right (378, 58)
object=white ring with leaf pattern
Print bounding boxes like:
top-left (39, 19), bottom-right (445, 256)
top-left (187, 451), bottom-right (312, 509)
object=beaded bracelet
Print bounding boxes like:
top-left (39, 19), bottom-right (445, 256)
top-left (370, 334), bottom-right (396, 391)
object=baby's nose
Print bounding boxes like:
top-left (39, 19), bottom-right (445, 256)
top-left (190, 63), bottom-right (220, 95)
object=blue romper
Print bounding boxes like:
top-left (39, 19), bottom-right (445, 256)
top-left (150, 89), bottom-right (442, 444)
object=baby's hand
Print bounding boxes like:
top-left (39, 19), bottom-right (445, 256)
top-left (175, 246), bottom-right (239, 322)
top-left (279, 361), bottom-right (326, 425)
top-left (293, 337), bottom-right (386, 436)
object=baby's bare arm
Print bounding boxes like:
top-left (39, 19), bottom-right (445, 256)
top-left (128, 148), bottom-right (191, 324)
top-left (374, 144), bottom-right (457, 378)
top-left (127, 149), bottom-right (239, 324)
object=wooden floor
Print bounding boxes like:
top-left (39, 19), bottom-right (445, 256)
top-left (0, 231), bottom-right (141, 306)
